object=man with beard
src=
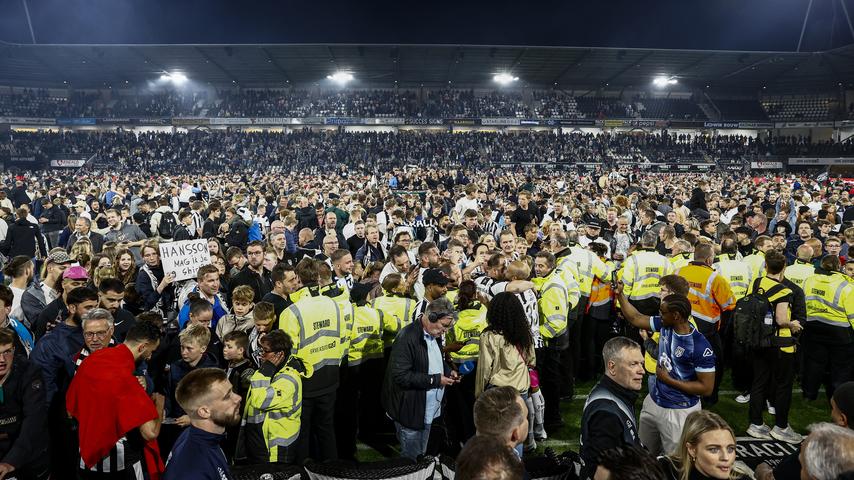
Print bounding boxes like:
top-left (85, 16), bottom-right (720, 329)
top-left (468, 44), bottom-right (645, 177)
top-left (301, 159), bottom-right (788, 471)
top-left (164, 368), bottom-right (242, 479)
top-left (229, 241), bottom-right (273, 302)
top-left (66, 320), bottom-right (165, 480)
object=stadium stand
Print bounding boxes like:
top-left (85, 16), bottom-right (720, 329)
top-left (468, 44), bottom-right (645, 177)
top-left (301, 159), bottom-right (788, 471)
top-left (761, 95), bottom-right (836, 121)
top-left (712, 98), bottom-right (770, 121)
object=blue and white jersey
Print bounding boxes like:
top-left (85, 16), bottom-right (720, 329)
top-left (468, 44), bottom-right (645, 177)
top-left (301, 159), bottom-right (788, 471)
top-left (649, 316), bottom-right (715, 409)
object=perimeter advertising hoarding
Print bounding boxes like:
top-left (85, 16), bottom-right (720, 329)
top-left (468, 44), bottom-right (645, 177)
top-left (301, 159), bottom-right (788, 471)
top-left (56, 118), bottom-right (97, 126)
top-left (362, 118), bottom-right (405, 125)
top-left (599, 119), bottom-right (664, 128)
top-left (481, 118), bottom-right (521, 126)
top-left (405, 118), bottom-right (444, 126)
top-left (443, 118), bottom-right (478, 126)
top-left (789, 157), bottom-right (854, 165)
top-left (0, 117), bottom-right (56, 125)
top-left (324, 117), bottom-right (360, 125)
top-left (750, 161), bottom-right (784, 170)
top-left (172, 117), bottom-right (210, 126)
top-left (50, 158), bottom-right (87, 168)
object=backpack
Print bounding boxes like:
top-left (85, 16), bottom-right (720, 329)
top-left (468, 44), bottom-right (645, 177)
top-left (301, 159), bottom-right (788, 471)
top-left (733, 278), bottom-right (795, 349)
top-left (158, 211), bottom-right (178, 239)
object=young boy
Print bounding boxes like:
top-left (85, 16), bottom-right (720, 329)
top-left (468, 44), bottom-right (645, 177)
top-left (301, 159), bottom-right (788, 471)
top-left (248, 301), bottom-right (275, 367)
top-left (216, 285), bottom-right (256, 338)
top-left (160, 323), bottom-right (219, 455)
top-left (222, 330), bottom-right (255, 461)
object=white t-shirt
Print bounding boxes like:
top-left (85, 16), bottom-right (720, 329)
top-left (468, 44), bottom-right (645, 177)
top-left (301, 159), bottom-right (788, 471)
top-left (10, 286), bottom-right (25, 321)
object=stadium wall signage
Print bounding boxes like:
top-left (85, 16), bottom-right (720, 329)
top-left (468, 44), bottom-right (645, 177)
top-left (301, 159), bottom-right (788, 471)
top-left (0, 117), bottom-right (55, 125)
top-left (324, 117), bottom-right (360, 125)
top-left (404, 118), bottom-right (444, 125)
top-left (56, 118), bottom-right (97, 126)
top-left (789, 157), bottom-right (854, 165)
top-left (704, 121), bottom-right (740, 128)
top-left (481, 117), bottom-right (522, 126)
top-left (443, 118), bottom-right (478, 126)
top-left (750, 161), bottom-right (784, 170)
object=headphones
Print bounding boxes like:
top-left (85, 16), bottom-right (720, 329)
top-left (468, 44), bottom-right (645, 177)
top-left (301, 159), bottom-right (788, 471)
top-left (428, 310), bottom-right (452, 323)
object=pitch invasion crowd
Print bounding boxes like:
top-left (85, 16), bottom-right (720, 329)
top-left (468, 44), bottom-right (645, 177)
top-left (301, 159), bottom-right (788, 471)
top-left (0, 164), bottom-right (850, 479)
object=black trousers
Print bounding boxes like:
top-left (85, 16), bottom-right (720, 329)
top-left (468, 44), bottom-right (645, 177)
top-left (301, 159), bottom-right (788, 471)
top-left (591, 318), bottom-right (616, 377)
top-left (749, 348), bottom-right (794, 428)
top-left (296, 391), bottom-right (338, 464)
top-left (695, 319), bottom-right (724, 405)
top-left (562, 299), bottom-right (585, 395)
top-left (731, 341), bottom-right (753, 393)
top-left (442, 371), bottom-right (477, 456)
top-left (536, 345), bottom-right (564, 426)
top-left (801, 337), bottom-right (854, 400)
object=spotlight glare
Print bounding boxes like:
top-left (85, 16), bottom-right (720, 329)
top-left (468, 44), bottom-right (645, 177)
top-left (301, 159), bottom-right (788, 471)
top-left (326, 71), bottom-right (354, 84)
top-left (653, 76), bottom-right (677, 87)
top-left (493, 73), bottom-right (519, 85)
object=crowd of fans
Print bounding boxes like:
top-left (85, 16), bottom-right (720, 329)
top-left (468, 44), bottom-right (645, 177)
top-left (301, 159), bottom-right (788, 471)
top-left (0, 160), bottom-right (849, 479)
top-left (6, 88), bottom-right (846, 121)
top-left (3, 130), bottom-right (854, 175)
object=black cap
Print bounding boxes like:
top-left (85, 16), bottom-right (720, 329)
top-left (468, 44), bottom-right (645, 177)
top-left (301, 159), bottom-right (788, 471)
top-left (422, 268), bottom-right (450, 286)
top-left (586, 219), bottom-right (601, 229)
top-left (349, 282), bottom-right (373, 304)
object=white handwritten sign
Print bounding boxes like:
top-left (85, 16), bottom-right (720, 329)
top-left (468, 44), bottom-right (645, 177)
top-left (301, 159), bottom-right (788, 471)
top-left (159, 239), bottom-right (211, 282)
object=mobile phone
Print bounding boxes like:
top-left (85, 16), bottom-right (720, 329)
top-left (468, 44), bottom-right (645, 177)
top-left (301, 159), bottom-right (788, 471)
top-left (611, 271), bottom-right (618, 288)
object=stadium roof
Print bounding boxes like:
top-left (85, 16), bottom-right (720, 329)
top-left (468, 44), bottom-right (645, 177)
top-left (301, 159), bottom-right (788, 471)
top-left (1, 42), bottom-right (853, 92)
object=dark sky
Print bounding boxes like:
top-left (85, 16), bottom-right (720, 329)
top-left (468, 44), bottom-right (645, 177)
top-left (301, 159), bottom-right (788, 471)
top-left (1, 0), bottom-right (853, 52)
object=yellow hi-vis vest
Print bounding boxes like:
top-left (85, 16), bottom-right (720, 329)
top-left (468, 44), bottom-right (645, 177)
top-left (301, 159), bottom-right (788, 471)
top-left (621, 249), bottom-right (674, 302)
top-left (714, 258), bottom-right (754, 301)
top-left (279, 295), bottom-right (345, 373)
top-left (567, 246), bottom-right (611, 296)
top-left (447, 303), bottom-right (488, 363)
top-left (317, 284), bottom-right (356, 357)
top-left (244, 357), bottom-right (313, 462)
top-left (348, 305), bottom-right (385, 366)
top-left (743, 251), bottom-right (766, 279)
top-left (533, 270), bottom-right (569, 340)
top-left (554, 256), bottom-right (582, 309)
top-left (803, 269), bottom-right (854, 331)
top-left (370, 294), bottom-right (416, 348)
top-left (785, 260), bottom-right (815, 290)
top-left (670, 252), bottom-right (692, 270)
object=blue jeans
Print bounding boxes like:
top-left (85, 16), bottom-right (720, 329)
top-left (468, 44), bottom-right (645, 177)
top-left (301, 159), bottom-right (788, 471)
top-left (395, 421), bottom-right (432, 461)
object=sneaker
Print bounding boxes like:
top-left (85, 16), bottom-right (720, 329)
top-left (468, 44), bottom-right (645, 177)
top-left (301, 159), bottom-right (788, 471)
top-left (735, 393), bottom-right (750, 404)
top-left (771, 425), bottom-right (804, 444)
top-left (746, 424), bottom-right (773, 440)
top-left (524, 437), bottom-right (537, 453)
top-left (767, 401), bottom-right (776, 415)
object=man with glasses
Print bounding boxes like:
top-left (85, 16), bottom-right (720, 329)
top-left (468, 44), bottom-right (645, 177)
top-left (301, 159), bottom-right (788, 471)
top-left (316, 236), bottom-right (340, 267)
top-left (0, 328), bottom-right (49, 480)
top-left (381, 297), bottom-right (460, 460)
top-left (315, 212), bottom-right (346, 257)
top-left (244, 330), bottom-right (311, 465)
top-left (74, 309), bottom-right (115, 370)
top-left (228, 241), bottom-right (272, 303)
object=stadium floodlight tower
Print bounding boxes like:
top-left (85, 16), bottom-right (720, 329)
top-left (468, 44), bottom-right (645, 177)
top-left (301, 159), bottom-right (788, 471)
top-left (653, 76), bottom-right (678, 88)
top-left (493, 73), bottom-right (519, 86)
top-left (327, 71), bottom-right (354, 85)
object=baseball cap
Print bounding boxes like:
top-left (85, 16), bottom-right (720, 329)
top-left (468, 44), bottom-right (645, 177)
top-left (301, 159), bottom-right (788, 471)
top-left (47, 250), bottom-right (73, 265)
top-left (62, 266), bottom-right (89, 280)
top-left (422, 268), bottom-right (450, 286)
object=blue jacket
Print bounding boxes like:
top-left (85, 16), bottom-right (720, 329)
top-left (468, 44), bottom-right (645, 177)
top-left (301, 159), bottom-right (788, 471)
top-left (30, 322), bottom-right (83, 404)
top-left (164, 426), bottom-right (232, 480)
top-left (177, 291), bottom-right (228, 330)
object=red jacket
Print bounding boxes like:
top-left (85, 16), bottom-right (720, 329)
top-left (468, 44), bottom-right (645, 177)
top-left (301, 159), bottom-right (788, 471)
top-left (67, 344), bottom-right (164, 479)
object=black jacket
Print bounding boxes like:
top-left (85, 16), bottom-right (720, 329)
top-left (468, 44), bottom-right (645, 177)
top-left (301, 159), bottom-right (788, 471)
top-left (65, 231), bottom-right (105, 254)
top-left (296, 205), bottom-right (319, 232)
top-left (580, 376), bottom-right (642, 479)
top-left (381, 321), bottom-right (451, 430)
top-left (38, 206), bottom-right (66, 233)
top-left (0, 358), bottom-right (49, 474)
top-left (0, 219), bottom-right (47, 259)
top-left (229, 266), bottom-right (272, 303)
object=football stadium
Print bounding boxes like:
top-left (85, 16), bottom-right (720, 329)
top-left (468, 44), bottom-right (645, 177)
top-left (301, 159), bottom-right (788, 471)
top-left (0, 1), bottom-right (853, 479)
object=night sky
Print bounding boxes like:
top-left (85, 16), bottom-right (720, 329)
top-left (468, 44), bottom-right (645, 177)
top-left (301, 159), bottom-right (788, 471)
top-left (0, 0), bottom-right (852, 52)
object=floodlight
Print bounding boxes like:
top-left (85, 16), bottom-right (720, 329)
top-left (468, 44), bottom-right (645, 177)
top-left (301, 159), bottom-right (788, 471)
top-left (493, 73), bottom-right (519, 85)
top-left (653, 76), bottom-right (678, 87)
top-left (159, 72), bottom-right (188, 85)
top-left (327, 71), bottom-right (354, 84)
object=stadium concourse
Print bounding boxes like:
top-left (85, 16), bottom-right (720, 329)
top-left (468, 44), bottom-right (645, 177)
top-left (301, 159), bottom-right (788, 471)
top-left (2, 52), bottom-right (854, 480)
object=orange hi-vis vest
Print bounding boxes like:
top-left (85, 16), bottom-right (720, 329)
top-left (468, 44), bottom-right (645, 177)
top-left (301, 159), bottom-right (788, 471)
top-left (677, 262), bottom-right (736, 325)
top-left (588, 259), bottom-right (615, 320)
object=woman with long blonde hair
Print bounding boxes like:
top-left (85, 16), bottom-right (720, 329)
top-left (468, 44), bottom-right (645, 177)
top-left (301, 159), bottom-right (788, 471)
top-left (659, 411), bottom-right (751, 480)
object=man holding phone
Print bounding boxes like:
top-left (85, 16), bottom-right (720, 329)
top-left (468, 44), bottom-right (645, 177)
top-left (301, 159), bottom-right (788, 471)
top-left (381, 297), bottom-right (459, 460)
